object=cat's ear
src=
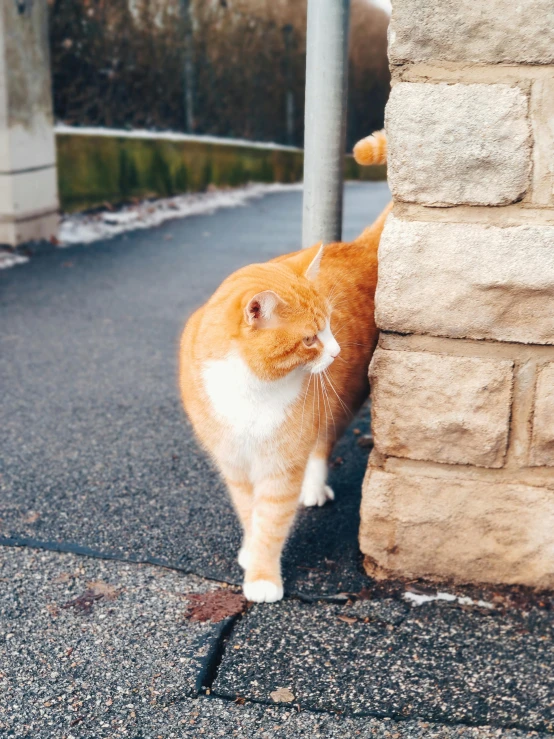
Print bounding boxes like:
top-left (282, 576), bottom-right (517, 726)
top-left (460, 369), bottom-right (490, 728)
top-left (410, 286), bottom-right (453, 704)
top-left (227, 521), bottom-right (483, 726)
top-left (285, 242), bottom-right (324, 281)
top-left (305, 244), bottom-right (324, 281)
top-left (245, 290), bottom-right (284, 328)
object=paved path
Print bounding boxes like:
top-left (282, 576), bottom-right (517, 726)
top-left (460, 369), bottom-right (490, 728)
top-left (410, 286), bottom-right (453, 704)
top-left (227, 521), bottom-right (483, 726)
top-left (1, 183), bottom-right (553, 737)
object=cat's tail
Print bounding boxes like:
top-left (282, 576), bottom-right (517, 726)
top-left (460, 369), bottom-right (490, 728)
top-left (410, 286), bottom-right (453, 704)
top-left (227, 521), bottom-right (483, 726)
top-left (351, 129), bottom-right (390, 250)
top-left (353, 201), bottom-right (393, 249)
top-left (353, 129), bottom-right (387, 166)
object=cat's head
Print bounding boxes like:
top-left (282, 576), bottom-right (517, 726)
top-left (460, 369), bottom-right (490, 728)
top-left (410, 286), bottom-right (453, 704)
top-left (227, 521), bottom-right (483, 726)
top-left (231, 244), bottom-right (340, 381)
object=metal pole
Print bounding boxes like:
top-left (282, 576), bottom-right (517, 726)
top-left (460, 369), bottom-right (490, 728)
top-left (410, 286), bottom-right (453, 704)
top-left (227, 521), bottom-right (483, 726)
top-left (302, 0), bottom-right (350, 248)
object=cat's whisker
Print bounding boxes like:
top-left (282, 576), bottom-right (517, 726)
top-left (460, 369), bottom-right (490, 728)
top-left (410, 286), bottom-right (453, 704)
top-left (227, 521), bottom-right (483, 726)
top-left (320, 374), bottom-right (336, 440)
top-left (320, 376), bottom-right (328, 440)
top-left (330, 305), bottom-right (350, 319)
top-left (332, 324), bottom-right (348, 337)
top-left (327, 279), bottom-right (342, 303)
top-left (329, 296), bottom-right (350, 310)
top-left (299, 373), bottom-right (313, 439)
top-left (315, 374), bottom-right (322, 448)
top-left (311, 370), bottom-right (317, 432)
top-left (329, 295), bottom-right (348, 311)
top-left (311, 372), bottom-right (318, 445)
top-left (324, 369), bottom-right (353, 417)
top-left (330, 305), bottom-right (350, 316)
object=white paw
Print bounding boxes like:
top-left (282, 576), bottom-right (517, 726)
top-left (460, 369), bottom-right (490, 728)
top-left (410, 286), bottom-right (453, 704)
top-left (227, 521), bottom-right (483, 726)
top-left (243, 580), bottom-right (284, 603)
top-left (300, 483), bottom-right (335, 508)
top-left (237, 546), bottom-right (252, 570)
top-left (300, 455), bottom-right (333, 507)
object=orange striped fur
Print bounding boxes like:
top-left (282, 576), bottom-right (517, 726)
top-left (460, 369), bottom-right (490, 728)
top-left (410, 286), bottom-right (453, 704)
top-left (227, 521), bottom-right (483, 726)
top-left (180, 145), bottom-right (391, 603)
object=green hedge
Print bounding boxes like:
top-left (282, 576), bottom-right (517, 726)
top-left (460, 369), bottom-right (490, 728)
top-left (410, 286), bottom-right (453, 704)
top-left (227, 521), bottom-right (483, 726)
top-left (56, 132), bottom-right (386, 213)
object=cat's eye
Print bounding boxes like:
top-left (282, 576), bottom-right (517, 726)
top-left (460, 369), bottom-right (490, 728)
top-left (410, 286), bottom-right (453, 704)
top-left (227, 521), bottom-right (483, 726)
top-left (303, 335), bottom-right (318, 347)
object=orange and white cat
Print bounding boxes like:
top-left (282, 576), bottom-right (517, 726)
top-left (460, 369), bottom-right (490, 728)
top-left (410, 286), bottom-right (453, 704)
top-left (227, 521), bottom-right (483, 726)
top-left (179, 131), bottom-right (390, 603)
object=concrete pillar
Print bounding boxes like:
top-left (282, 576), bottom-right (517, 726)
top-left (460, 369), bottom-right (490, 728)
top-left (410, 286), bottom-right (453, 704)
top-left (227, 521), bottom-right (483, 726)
top-left (360, 0), bottom-right (554, 589)
top-left (0, 0), bottom-right (58, 247)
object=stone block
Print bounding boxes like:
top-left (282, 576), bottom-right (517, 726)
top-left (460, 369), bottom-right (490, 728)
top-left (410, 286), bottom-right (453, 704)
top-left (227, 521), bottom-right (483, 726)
top-left (0, 211), bottom-right (58, 248)
top-left (530, 363), bottom-right (554, 466)
top-left (530, 79), bottom-right (554, 206)
top-left (376, 216), bottom-right (554, 345)
top-left (386, 83), bottom-right (530, 206)
top-left (388, 0), bottom-right (554, 65)
top-left (360, 468), bottom-right (554, 588)
top-left (0, 167), bottom-right (58, 217)
top-left (369, 348), bottom-right (513, 468)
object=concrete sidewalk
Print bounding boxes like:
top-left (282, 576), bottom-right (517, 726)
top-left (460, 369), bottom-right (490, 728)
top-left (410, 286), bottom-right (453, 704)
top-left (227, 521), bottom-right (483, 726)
top-left (1, 547), bottom-right (552, 737)
top-left (1, 184), bottom-right (553, 737)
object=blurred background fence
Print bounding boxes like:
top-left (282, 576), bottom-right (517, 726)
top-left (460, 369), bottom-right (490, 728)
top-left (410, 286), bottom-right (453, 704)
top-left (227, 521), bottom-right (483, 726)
top-left (48, 0), bottom-right (390, 150)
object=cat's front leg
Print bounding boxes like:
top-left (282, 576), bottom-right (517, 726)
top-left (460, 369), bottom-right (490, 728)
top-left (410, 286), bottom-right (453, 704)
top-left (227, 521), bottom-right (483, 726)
top-left (243, 468), bottom-right (303, 603)
top-left (300, 439), bottom-right (335, 507)
top-left (299, 451), bottom-right (334, 507)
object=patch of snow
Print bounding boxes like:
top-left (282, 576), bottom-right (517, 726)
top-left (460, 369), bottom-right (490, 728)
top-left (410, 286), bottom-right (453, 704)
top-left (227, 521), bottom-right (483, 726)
top-left (0, 250), bottom-right (29, 270)
top-left (404, 591), bottom-right (494, 609)
top-left (55, 124), bottom-right (302, 153)
top-left (59, 182), bottom-right (303, 246)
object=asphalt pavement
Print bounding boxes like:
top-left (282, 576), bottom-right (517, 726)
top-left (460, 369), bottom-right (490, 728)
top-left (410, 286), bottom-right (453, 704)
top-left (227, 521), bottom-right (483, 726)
top-left (1, 182), bottom-right (553, 738)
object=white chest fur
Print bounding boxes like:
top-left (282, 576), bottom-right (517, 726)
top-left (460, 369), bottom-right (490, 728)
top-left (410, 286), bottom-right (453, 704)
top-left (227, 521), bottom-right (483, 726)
top-left (202, 352), bottom-right (304, 444)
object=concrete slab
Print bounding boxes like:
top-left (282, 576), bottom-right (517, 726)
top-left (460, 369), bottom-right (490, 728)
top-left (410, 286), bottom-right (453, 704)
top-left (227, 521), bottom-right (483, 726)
top-left (214, 596), bottom-right (554, 732)
top-left (128, 701), bottom-right (551, 739)
top-left (0, 184), bottom-right (390, 597)
top-left (0, 547), bottom-right (226, 737)
top-left (0, 547), bottom-right (549, 737)
top-left (0, 547), bottom-right (551, 739)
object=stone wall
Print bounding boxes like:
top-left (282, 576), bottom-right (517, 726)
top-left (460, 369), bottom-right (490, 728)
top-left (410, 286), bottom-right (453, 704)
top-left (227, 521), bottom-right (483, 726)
top-left (360, 0), bottom-right (554, 589)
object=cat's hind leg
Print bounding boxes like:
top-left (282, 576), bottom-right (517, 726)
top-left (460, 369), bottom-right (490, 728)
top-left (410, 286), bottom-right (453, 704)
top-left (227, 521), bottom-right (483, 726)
top-left (223, 474), bottom-right (254, 570)
top-left (299, 446), bottom-right (334, 508)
